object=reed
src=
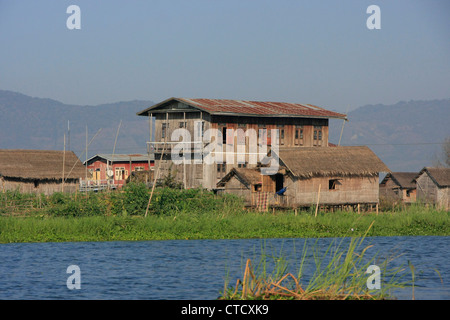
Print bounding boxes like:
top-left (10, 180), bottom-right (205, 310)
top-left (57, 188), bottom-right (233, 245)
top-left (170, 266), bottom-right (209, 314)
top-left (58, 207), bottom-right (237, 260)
top-left (220, 224), bottom-right (413, 300)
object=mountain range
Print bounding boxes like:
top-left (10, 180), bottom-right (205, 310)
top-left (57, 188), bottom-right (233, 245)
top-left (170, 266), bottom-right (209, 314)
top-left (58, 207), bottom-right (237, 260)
top-left (0, 89), bottom-right (449, 172)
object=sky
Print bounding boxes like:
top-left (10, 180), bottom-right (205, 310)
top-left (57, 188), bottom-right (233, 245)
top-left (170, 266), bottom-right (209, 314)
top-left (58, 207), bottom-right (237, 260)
top-left (0, 0), bottom-right (449, 113)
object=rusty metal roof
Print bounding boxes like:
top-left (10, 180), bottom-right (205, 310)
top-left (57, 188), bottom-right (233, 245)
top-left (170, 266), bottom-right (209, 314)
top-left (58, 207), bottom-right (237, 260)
top-left (137, 97), bottom-right (347, 119)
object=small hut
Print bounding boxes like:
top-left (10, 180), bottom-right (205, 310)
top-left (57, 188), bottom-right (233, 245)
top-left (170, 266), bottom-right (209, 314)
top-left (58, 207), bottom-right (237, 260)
top-left (379, 172), bottom-right (417, 203)
top-left (414, 167), bottom-right (450, 211)
top-left (216, 168), bottom-right (262, 206)
top-left (271, 146), bottom-right (389, 208)
top-left (0, 149), bottom-right (87, 195)
top-left (218, 146), bottom-right (388, 210)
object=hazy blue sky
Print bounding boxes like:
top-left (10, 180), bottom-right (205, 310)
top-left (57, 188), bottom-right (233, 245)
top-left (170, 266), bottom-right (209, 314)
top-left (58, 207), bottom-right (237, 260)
top-left (1, 0), bottom-right (449, 112)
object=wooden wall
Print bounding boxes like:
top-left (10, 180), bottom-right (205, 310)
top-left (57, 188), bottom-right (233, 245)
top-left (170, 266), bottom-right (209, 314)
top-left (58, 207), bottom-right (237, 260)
top-left (149, 101), bottom-right (331, 190)
top-left (416, 173), bottom-right (449, 210)
top-left (1, 177), bottom-right (79, 195)
top-left (282, 175), bottom-right (380, 206)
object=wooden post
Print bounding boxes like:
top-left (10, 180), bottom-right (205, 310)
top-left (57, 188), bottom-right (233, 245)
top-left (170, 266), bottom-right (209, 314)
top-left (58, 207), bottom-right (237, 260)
top-left (357, 203), bottom-right (360, 214)
top-left (376, 203), bottom-right (379, 215)
top-left (148, 113), bottom-right (153, 171)
top-left (62, 133), bottom-right (66, 192)
top-left (85, 125), bottom-right (88, 195)
top-left (315, 184), bottom-right (321, 217)
top-left (145, 112), bottom-right (168, 217)
top-left (183, 111), bottom-right (187, 189)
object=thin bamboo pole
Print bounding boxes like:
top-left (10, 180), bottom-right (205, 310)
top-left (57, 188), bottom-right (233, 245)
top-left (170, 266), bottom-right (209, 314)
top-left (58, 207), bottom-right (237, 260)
top-left (145, 112), bottom-right (168, 217)
top-left (62, 133), bottom-right (66, 192)
top-left (315, 184), bottom-right (321, 217)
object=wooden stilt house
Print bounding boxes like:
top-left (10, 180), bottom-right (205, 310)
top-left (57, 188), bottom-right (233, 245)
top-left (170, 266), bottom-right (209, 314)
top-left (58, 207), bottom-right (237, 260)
top-left (218, 146), bottom-right (390, 209)
top-left (414, 167), bottom-right (450, 211)
top-left (379, 172), bottom-right (417, 203)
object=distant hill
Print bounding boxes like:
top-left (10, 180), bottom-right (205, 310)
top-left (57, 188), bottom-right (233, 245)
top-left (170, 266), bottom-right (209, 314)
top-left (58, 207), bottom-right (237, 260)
top-left (0, 90), bottom-right (154, 161)
top-left (329, 99), bottom-right (450, 172)
top-left (1, 90), bottom-right (449, 172)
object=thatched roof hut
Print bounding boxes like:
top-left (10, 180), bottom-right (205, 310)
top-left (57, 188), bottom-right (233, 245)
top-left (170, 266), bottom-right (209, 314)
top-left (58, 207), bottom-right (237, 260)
top-left (414, 167), bottom-right (450, 188)
top-left (380, 172), bottom-right (417, 189)
top-left (273, 146), bottom-right (390, 178)
top-left (217, 168), bottom-right (262, 189)
top-left (414, 167), bottom-right (450, 210)
top-left (379, 172), bottom-right (417, 203)
top-left (0, 149), bottom-right (87, 194)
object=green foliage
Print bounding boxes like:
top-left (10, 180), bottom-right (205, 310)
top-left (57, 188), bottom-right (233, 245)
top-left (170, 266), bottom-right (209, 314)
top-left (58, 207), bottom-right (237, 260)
top-left (120, 182), bottom-right (150, 216)
top-left (0, 186), bottom-right (449, 243)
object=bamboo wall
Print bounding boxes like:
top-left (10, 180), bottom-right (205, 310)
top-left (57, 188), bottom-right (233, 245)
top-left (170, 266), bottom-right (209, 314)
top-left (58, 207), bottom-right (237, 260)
top-left (280, 174), bottom-right (380, 206)
top-left (416, 173), bottom-right (449, 210)
top-left (1, 177), bottom-right (79, 195)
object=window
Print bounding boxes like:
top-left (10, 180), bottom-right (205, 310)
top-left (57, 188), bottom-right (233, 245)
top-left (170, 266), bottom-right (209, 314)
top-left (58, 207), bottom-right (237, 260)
top-left (280, 129), bottom-right (285, 145)
top-left (314, 125), bottom-right (323, 145)
top-left (135, 166), bottom-right (145, 172)
top-left (195, 121), bottom-right (205, 140)
top-left (217, 163), bottom-right (227, 174)
top-left (329, 179), bottom-right (339, 190)
top-left (314, 126), bottom-right (322, 140)
top-left (238, 162), bottom-right (247, 168)
top-left (162, 123), bottom-right (167, 139)
top-left (222, 126), bottom-right (227, 144)
top-left (115, 167), bottom-right (128, 180)
top-left (179, 121), bottom-right (186, 128)
top-left (258, 127), bottom-right (267, 145)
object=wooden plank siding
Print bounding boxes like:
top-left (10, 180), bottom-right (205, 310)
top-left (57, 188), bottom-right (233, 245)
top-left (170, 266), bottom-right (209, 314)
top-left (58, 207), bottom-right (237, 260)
top-left (140, 99), bottom-right (342, 190)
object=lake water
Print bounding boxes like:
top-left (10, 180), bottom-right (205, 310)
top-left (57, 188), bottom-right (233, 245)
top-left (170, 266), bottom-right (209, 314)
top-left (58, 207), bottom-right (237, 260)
top-left (0, 236), bottom-right (448, 300)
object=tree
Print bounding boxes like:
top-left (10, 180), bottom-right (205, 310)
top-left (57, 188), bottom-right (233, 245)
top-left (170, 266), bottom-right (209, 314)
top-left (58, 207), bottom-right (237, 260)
top-left (444, 136), bottom-right (450, 167)
top-left (434, 136), bottom-right (450, 168)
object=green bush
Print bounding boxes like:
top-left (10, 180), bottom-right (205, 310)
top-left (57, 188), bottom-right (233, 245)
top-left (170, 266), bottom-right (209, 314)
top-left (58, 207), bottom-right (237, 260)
top-left (121, 182), bottom-right (150, 216)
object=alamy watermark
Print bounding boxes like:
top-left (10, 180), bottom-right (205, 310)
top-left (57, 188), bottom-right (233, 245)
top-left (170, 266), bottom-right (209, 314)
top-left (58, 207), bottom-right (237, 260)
top-left (161, 123), bottom-right (280, 174)
top-left (66, 265), bottom-right (81, 290)
top-left (66, 5), bottom-right (380, 31)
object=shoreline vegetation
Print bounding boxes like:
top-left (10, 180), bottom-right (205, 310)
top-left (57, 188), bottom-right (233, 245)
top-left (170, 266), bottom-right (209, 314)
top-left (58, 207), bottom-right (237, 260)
top-left (220, 224), bottom-right (414, 300)
top-left (0, 183), bottom-right (449, 243)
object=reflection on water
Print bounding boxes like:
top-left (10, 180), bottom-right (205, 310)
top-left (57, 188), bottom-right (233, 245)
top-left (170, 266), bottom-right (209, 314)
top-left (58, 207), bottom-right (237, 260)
top-left (0, 236), bottom-right (448, 300)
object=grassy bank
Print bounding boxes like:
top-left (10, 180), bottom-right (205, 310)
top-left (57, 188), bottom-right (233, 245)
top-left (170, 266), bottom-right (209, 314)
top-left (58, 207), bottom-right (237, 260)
top-left (0, 184), bottom-right (449, 243)
top-left (220, 225), bottom-right (414, 300)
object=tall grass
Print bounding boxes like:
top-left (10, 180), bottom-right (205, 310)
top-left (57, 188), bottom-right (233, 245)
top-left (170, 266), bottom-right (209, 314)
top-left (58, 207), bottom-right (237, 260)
top-left (220, 224), bottom-right (414, 300)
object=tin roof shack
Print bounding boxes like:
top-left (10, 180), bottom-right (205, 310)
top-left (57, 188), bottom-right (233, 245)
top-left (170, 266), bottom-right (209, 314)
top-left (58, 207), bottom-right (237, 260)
top-left (414, 167), bottom-right (450, 211)
top-left (379, 172), bottom-right (417, 203)
top-left (137, 97), bottom-right (347, 190)
top-left (263, 146), bottom-right (390, 209)
top-left (84, 153), bottom-right (154, 189)
top-left (0, 149), bottom-right (86, 195)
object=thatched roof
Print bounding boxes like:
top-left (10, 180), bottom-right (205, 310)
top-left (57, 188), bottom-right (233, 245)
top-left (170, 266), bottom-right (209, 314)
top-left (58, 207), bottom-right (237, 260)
top-left (380, 172), bottom-right (417, 189)
top-left (415, 167), bottom-right (450, 188)
top-left (272, 146), bottom-right (390, 178)
top-left (0, 149), bottom-right (87, 181)
top-left (217, 168), bottom-right (262, 188)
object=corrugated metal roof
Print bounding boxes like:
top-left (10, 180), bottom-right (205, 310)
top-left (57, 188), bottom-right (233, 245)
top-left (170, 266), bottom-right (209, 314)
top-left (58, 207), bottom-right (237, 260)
top-left (137, 97), bottom-right (347, 119)
top-left (85, 153), bottom-right (153, 165)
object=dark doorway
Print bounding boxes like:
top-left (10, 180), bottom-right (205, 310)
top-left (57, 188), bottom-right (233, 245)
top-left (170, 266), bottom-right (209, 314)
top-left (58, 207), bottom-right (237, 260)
top-left (275, 173), bottom-right (284, 192)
